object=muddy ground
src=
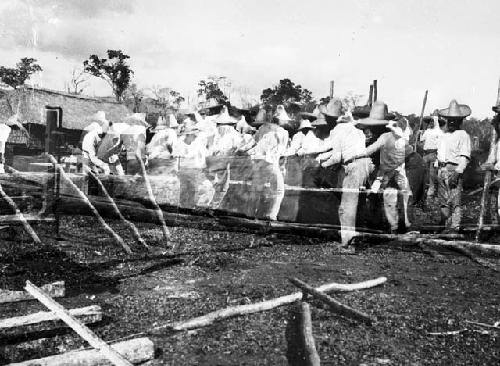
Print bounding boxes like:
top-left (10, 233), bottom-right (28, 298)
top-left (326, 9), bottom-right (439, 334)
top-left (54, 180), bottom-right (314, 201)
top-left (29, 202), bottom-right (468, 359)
top-left (1, 197), bottom-right (500, 365)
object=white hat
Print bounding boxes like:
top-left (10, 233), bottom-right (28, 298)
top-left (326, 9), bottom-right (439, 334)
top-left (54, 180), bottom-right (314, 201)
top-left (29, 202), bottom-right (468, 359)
top-left (108, 122), bottom-right (130, 135)
top-left (89, 111), bottom-right (109, 125)
top-left (0, 124), bottom-right (12, 142)
top-left (386, 120), bottom-right (405, 137)
top-left (274, 105), bottom-right (291, 123)
top-left (84, 122), bottom-right (103, 134)
top-left (236, 115), bottom-right (255, 133)
top-left (216, 106), bottom-right (236, 125)
top-left (123, 113), bottom-right (149, 127)
top-left (298, 119), bottom-right (313, 130)
top-left (123, 124), bottom-right (146, 136)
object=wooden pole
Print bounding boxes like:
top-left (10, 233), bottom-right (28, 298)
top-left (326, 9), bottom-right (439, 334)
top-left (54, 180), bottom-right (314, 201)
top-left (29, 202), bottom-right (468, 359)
top-left (0, 281), bottom-right (64, 304)
top-left (46, 154), bottom-right (132, 254)
top-left (413, 90), bottom-right (429, 150)
top-left (134, 152), bottom-right (170, 244)
top-left (84, 167), bottom-right (150, 251)
top-left (154, 277), bottom-right (386, 332)
top-left (8, 338), bottom-right (154, 366)
top-left (24, 280), bottom-right (134, 366)
top-left (0, 183), bottom-right (41, 244)
top-left (286, 301), bottom-right (321, 366)
top-left (373, 80), bottom-right (378, 103)
top-left (289, 277), bottom-right (374, 325)
top-left (368, 85), bottom-right (374, 107)
top-left (329, 81), bottom-right (334, 99)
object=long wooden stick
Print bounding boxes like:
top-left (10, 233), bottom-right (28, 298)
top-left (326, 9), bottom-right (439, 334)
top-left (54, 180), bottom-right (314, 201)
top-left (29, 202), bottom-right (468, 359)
top-left (24, 280), bottom-right (134, 366)
top-left (134, 152), bottom-right (170, 243)
top-left (0, 183), bottom-right (41, 244)
top-left (286, 301), bottom-right (321, 366)
top-left (289, 277), bottom-right (374, 325)
top-left (46, 154), bottom-right (132, 254)
top-left (154, 277), bottom-right (386, 332)
top-left (413, 90), bottom-right (429, 150)
top-left (84, 167), bottom-right (150, 251)
top-left (0, 281), bottom-right (64, 304)
top-left (8, 337), bottom-right (154, 366)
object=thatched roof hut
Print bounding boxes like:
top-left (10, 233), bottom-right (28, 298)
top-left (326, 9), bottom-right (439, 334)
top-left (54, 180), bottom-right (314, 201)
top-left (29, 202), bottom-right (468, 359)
top-left (0, 87), bottom-right (130, 131)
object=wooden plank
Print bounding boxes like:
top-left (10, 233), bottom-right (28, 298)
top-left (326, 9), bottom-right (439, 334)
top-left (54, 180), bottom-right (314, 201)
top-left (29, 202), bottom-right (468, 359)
top-left (0, 215), bottom-right (55, 224)
top-left (24, 281), bottom-right (134, 366)
top-left (0, 282), bottom-right (64, 304)
top-left (289, 277), bottom-right (374, 325)
top-left (0, 305), bottom-right (102, 338)
top-left (7, 337), bottom-right (154, 366)
top-left (154, 277), bottom-right (386, 332)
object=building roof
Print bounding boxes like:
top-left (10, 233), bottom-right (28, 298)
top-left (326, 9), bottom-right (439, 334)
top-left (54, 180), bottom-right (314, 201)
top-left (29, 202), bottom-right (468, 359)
top-left (0, 87), bottom-right (130, 130)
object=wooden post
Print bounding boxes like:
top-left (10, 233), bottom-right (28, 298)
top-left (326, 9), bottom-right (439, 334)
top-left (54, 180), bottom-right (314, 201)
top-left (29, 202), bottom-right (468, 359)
top-left (0, 183), bottom-right (41, 244)
top-left (84, 167), bottom-right (150, 251)
top-left (413, 90), bottom-right (429, 150)
top-left (289, 277), bottom-right (374, 325)
top-left (368, 85), bottom-right (374, 107)
top-left (286, 301), bottom-right (321, 366)
top-left (329, 81), bottom-right (334, 99)
top-left (135, 152), bottom-right (170, 244)
top-left (0, 281), bottom-right (64, 304)
top-left (46, 154), bottom-right (132, 254)
top-left (24, 280), bottom-right (134, 366)
top-left (373, 80), bottom-right (378, 102)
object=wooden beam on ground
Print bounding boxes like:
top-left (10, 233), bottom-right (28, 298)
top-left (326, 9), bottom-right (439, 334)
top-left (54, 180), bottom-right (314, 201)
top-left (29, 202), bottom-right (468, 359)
top-left (0, 305), bottom-right (102, 338)
top-left (135, 153), bottom-right (170, 244)
top-left (355, 232), bottom-right (500, 258)
top-left (84, 167), bottom-right (150, 252)
top-left (7, 337), bottom-right (154, 366)
top-left (0, 281), bottom-right (64, 304)
top-left (286, 301), bottom-right (321, 366)
top-left (46, 154), bottom-right (132, 255)
top-left (153, 277), bottom-right (386, 332)
top-left (24, 280), bottom-right (134, 366)
top-left (0, 214), bottom-right (55, 225)
top-left (0, 183), bottom-right (41, 244)
top-left (289, 277), bottom-right (374, 325)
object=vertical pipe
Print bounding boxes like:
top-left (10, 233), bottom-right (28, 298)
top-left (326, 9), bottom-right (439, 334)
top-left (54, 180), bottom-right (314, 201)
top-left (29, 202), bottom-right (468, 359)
top-left (373, 80), bottom-right (378, 102)
top-left (368, 85), bottom-right (373, 107)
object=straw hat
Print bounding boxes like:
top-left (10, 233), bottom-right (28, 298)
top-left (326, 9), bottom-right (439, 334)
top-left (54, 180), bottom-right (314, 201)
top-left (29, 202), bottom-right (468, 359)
top-left (236, 115), bottom-right (256, 133)
top-left (108, 122), bottom-right (129, 136)
top-left (216, 106), bottom-right (237, 125)
top-left (88, 111), bottom-right (109, 125)
top-left (155, 116), bottom-right (168, 131)
top-left (356, 101), bottom-right (394, 126)
top-left (168, 114), bottom-right (179, 128)
top-left (84, 122), bottom-right (103, 134)
top-left (254, 106), bottom-right (267, 125)
top-left (274, 105), bottom-right (291, 123)
top-left (311, 106), bottom-right (328, 126)
top-left (438, 100), bottom-right (471, 118)
top-left (323, 98), bottom-right (343, 118)
top-left (181, 118), bottom-right (200, 135)
top-left (386, 120), bottom-right (405, 137)
top-left (298, 119), bottom-right (314, 131)
top-left (337, 112), bottom-right (355, 124)
top-left (123, 113), bottom-right (150, 127)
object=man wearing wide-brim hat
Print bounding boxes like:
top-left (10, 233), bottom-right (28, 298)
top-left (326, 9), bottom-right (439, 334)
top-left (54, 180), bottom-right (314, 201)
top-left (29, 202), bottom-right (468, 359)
top-left (287, 119), bottom-right (320, 156)
top-left (435, 99), bottom-right (472, 232)
top-left (316, 111), bottom-right (375, 247)
top-left (480, 108), bottom-right (500, 222)
top-left (146, 115), bottom-right (179, 165)
top-left (81, 111), bottom-right (111, 175)
top-left (419, 110), bottom-right (445, 197)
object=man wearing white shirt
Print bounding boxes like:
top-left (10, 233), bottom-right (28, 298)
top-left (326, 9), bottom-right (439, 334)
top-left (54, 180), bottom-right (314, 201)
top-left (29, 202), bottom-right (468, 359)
top-left (288, 119), bottom-right (321, 156)
top-left (317, 112), bottom-right (374, 246)
top-left (420, 115), bottom-right (445, 196)
top-left (436, 100), bottom-right (472, 232)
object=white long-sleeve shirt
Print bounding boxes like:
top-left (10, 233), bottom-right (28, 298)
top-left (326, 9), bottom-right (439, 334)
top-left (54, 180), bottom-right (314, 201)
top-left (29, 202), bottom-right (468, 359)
top-left (249, 123), bottom-right (289, 164)
top-left (420, 124), bottom-right (444, 150)
top-left (81, 130), bottom-right (107, 169)
top-left (287, 130), bottom-right (321, 155)
top-left (209, 126), bottom-right (242, 156)
top-left (318, 122), bottom-right (366, 167)
top-left (177, 135), bottom-right (208, 169)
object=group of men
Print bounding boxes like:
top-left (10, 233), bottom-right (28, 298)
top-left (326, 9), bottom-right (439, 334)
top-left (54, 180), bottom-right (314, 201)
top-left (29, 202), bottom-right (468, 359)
top-left (81, 96), bottom-right (479, 245)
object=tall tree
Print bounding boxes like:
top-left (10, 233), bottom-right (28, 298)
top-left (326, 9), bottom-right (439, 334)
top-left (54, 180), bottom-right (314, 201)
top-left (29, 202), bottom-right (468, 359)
top-left (197, 76), bottom-right (229, 105)
top-left (260, 78), bottom-right (314, 108)
top-left (65, 67), bottom-right (89, 95)
top-left (0, 58), bottom-right (42, 89)
top-left (83, 50), bottom-right (133, 102)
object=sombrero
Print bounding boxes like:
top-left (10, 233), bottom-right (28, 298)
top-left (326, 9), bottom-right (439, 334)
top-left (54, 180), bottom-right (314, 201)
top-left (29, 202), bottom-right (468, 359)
top-left (298, 119), bottom-right (314, 131)
top-left (254, 106), bottom-right (267, 125)
top-left (181, 118), bottom-right (200, 135)
top-left (155, 116), bottom-right (168, 131)
top-left (438, 100), bottom-right (471, 118)
top-left (356, 101), bottom-right (394, 126)
top-left (123, 113), bottom-right (150, 127)
top-left (216, 106), bottom-right (237, 125)
top-left (323, 98), bottom-right (343, 118)
top-left (236, 115), bottom-right (256, 133)
top-left (274, 105), bottom-right (292, 123)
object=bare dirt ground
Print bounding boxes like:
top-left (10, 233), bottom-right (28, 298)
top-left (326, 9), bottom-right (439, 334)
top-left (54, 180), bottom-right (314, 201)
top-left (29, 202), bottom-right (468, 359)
top-left (1, 196), bottom-right (500, 365)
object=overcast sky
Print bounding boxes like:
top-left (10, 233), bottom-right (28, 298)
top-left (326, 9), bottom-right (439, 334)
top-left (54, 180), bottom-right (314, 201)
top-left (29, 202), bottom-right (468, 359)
top-left (1, 0), bottom-right (499, 117)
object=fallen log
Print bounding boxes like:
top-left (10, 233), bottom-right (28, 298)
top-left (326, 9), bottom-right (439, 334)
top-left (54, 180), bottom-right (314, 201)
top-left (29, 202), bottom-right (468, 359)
top-left (355, 232), bottom-right (500, 258)
top-left (153, 277), bottom-right (386, 332)
top-left (0, 281), bottom-right (64, 304)
top-left (7, 337), bottom-right (154, 366)
top-left (286, 301), bottom-right (321, 366)
top-left (24, 281), bottom-right (134, 366)
top-left (46, 154), bottom-right (132, 255)
top-left (0, 305), bottom-right (102, 338)
top-left (289, 277), bottom-right (374, 325)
